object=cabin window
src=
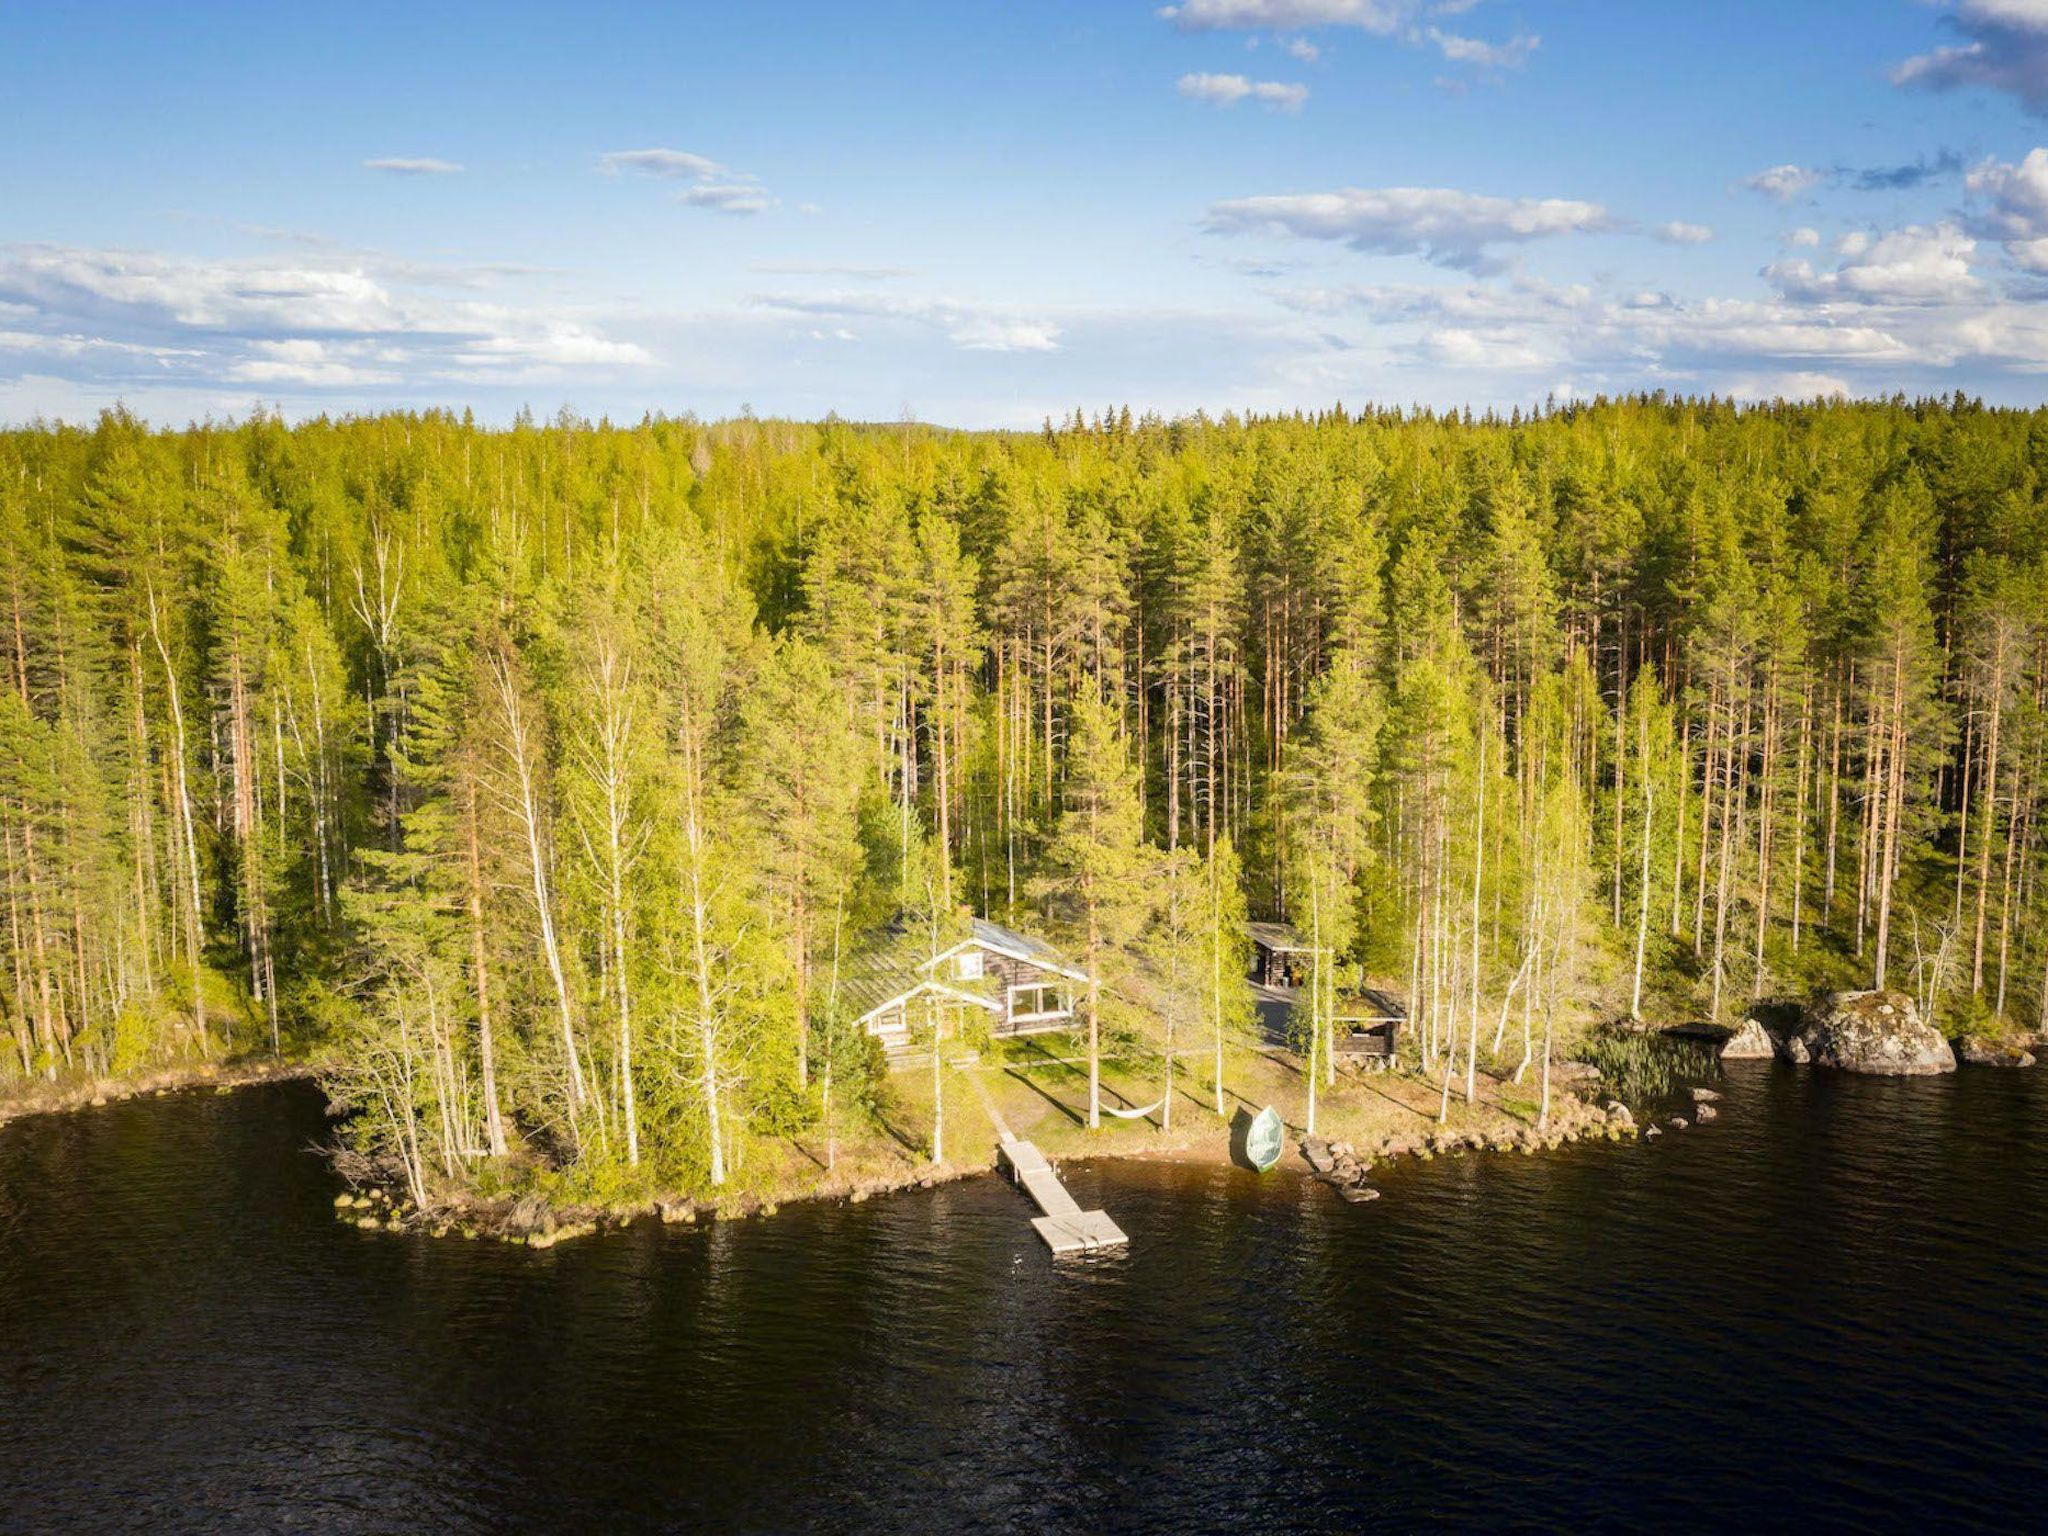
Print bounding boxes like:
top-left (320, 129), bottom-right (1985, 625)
top-left (1009, 983), bottom-right (1069, 1020)
top-left (955, 950), bottom-right (984, 981)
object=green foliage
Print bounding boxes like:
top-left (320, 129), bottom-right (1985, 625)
top-left (7, 398), bottom-right (2048, 1198)
top-left (1576, 1030), bottom-right (1719, 1105)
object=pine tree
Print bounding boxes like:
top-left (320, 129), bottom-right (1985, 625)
top-left (1035, 689), bottom-right (1153, 1128)
top-left (736, 634), bottom-right (864, 1093)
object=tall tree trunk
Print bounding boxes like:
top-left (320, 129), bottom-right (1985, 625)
top-left (463, 777), bottom-right (508, 1157)
top-left (1971, 636), bottom-right (2007, 992)
top-left (148, 580), bottom-right (209, 1053)
top-left (490, 656), bottom-right (588, 1140)
top-left (1873, 646), bottom-right (1907, 989)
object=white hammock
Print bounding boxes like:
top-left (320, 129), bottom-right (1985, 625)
top-left (1100, 1096), bottom-right (1166, 1120)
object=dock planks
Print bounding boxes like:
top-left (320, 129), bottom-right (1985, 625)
top-left (999, 1136), bottom-right (1127, 1255)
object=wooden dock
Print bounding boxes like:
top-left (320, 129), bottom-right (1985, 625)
top-left (998, 1136), bottom-right (1127, 1255)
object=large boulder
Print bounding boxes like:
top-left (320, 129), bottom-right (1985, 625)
top-left (1956, 1035), bottom-right (2036, 1068)
top-left (1721, 1018), bottom-right (1777, 1061)
top-left (1795, 990), bottom-right (1955, 1075)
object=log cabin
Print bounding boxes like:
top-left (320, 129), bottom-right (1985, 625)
top-left (1247, 920), bottom-right (1404, 1064)
top-left (845, 918), bottom-right (1090, 1064)
top-left (1247, 921), bottom-right (1314, 989)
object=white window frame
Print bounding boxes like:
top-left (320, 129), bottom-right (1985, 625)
top-left (955, 950), bottom-right (984, 981)
top-left (867, 1002), bottom-right (910, 1039)
top-left (1007, 981), bottom-right (1071, 1023)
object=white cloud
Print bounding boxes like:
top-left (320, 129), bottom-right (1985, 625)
top-left (226, 338), bottom-right (400, 387)
top-left (680, 184), bottom-right (774, 215)
top-left (1654, 221), bottom-right (1715, 245)
top-left (948, 318), bottom-right (1063, 352)
top-left (750, 291), bottom-right (1062, 352)
top-left (598, 147), bottom-right (777, 215)
top-left (1739, 164), bottom-right (1823, 201)
top-left (1177, 72), bottom-right (1310, 110)
top-left (750, 261), bottom-right (915, 279)
top-left (0, 242), bottom-right (653, 404)
top-left (446, 326), bottom-right (652, 370)
top-left (597, 148), bottom-right (725, 180)
top-left (0, 246), bottom-right (408, 333)
top-left (1160, 0), bottom-right (1533, 72)
top-left (1205, 185), bottom-right (1610, 272)
top-left (1764, 223), bottom-right (1980, 305)
top-left (1426, 28), bottom-right (1538, 69)
top-left (1723, 370), bottom-right (1853, 401)
top-left (1428, 325), bottom-right (1554, 369)
top-left (363, 157), bottom-right (465, 176)
top-left (1967, 147), bottom-right (2048, 271)
top-left (1787, 227), bottom-right (1821, 247)
top-left (1259, 233), bottom-right (2048, 404)
top-left (1894, 1), bottom-right (2048, 116)
top-left (1160, 0), bottom-right (1411, 31)
top-left (0, 328), bottom-right (197, 362)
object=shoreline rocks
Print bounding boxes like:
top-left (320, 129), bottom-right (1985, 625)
top-left (1956, 1035), bottom-right (2037, 1068)
top-left (1794, 990), bottom-right (1955, 1076)
top-left (1720, 1018), bottom-right (1777, 1061)
top-left (0, 1058), bottom-right (316, 1126)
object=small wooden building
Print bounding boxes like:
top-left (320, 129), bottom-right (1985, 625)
top-left (1247, 919), bottom-right (1406, 1065)
top-left (1331, 987), bottom-right (1406, 1065)
top-left (845, 918), bottom-right (1090, 1064)
top-left (1247, 921), bottom-right (1313, 989)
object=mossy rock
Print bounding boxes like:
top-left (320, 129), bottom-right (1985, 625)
top-left (1798, 990), bottom-right (1955, 1075)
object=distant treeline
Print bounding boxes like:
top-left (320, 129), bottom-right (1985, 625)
top-left (1, 395), bottom-right (2043, 1194)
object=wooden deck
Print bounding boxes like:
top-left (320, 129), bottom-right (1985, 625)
top-left (998, 1136), bottom-right (1127, 1255)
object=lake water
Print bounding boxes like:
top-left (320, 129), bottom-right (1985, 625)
top-left (2, 1070), bottom-right (2044, 1533)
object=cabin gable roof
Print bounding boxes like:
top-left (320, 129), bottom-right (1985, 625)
top-left (916, 917), bottom-right (1090, 983)
top-left (844, 914), bottom-right (1084, 1027)
top-left (1247, 920), bottom-right (1313, 954)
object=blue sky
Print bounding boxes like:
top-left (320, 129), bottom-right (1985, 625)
top-left (6, 1), bottom-right (2048, 426)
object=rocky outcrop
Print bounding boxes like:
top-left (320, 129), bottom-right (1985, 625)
top-left (1794, 990), bottom-right (1955, 1075)
top-left (1720, 1018), bottom-right (1777, 1061)
top-left (1308, 1136), bottom-right (1377, 1202)
top-left (1956, 1035), bottom-right (2037, 1068)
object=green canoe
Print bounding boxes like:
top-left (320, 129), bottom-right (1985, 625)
top-left (1245, 1105), bottom-right (1285, 1172)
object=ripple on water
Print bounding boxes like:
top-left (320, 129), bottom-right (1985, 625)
top-left (2, 1072), bottom-right (2046, 1533)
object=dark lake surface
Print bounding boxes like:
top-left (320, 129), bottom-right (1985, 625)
top-left (3, 1069), bottom-right (2045, 1533)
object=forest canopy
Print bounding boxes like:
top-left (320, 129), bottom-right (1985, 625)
top-left (3, 394), bottom-right (2044, 1197)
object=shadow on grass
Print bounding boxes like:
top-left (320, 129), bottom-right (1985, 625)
top-left (1001, 1040), bottom-right (1087, 1129)
top-left (873, 1107), bottom-right (925, 1158)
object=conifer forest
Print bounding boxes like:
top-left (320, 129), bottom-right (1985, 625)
top-left (4, 397), bottom-right (2045, 1199)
